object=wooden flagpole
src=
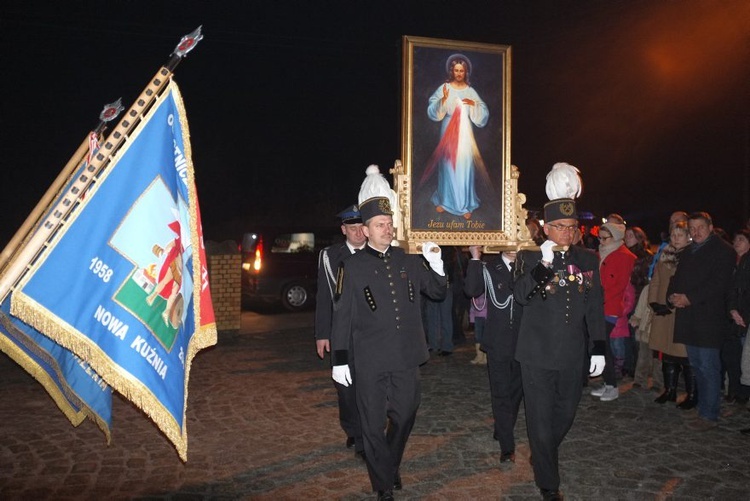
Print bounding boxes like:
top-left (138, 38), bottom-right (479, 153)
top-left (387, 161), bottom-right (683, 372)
top-left (0, 103), bottom-right (124, 275)
top-left (0, 26), bottom-right (203, 303)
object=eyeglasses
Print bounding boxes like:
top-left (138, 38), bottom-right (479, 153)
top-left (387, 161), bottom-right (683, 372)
top-left (546, 223), bottom-right (578, 232)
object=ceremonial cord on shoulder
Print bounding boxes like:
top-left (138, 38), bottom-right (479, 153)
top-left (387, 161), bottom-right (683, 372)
top-left (479, 263), bottom-right (513, 311)
top-left (322, 249), bottom-right (335, 298)
top-left (471, 272), bottom-right (492, 311)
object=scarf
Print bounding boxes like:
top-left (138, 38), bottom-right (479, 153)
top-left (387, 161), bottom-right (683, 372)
top-left (599, 239), bottom-right (624, 264)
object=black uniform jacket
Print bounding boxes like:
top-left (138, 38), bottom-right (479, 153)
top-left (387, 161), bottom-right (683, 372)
top-left (513, 246), bottom-right (605, 370)
top-left (315, 242), bottom-right (354, 342)
top-left (464, 257), bottom-right (522, 359)
top-left (331, 245), bottom-right (448, 374)
top-left (668, 234), bottom-right (735, 348)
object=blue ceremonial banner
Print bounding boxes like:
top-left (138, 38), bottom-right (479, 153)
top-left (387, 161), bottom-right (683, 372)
top-left (0, 300), bottom-right (113, 435)
top-left (11, 80), bottom-right (217, 460)
top-left (0, 141), bottom-right (114, 439)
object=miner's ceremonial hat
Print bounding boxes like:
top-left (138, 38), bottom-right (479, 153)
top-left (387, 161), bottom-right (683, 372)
top-left (544, 198), bottom-right (578, 222)
top-left (337, 205), bottom-right (362, 225)
top-left (359, 196), bottom-right (393, 223)
top-left (543, 162), bottom-right (583, 223)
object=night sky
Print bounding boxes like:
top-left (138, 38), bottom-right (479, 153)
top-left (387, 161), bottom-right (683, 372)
top-left (1, 1), bottom-right (749, 246)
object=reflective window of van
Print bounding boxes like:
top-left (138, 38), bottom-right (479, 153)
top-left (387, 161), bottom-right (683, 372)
top-left (271, 233), bottom-right (315, 253)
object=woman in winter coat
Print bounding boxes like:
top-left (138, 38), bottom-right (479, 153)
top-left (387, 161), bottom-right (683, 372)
top-left (591, 221), bottom-right (636, 402)
top-left (648, 222), bottom-right (695, 408)
top-left (624, 226), bottom-right (654, 378)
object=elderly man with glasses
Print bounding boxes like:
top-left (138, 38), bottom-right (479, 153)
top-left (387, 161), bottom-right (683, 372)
top-left (512, 167), bottom-right (606, 501)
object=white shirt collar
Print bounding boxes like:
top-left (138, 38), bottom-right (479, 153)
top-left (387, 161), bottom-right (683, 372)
top-left (502, 254), bottom-right (514, 271)
top-left (346, 242), bottom-right (363, 254)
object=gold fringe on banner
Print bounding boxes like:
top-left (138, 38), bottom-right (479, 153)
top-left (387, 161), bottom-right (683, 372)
top-left (11, 79), bottom-right (217, 462)
top-left (172, 79), bottom-right (219, 455)
top-left (0, 309), bottom-right (117, 438)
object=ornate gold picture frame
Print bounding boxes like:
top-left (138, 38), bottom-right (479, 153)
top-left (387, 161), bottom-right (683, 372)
top-left (394, 36), bottom-right (531, 253)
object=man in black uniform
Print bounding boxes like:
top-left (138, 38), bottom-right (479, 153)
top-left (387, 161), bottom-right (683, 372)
top-left (315, 205), bottom-right (366, 458)
top-left (330, 196), bottom-right (447, 501)
top-left (464, 247), bottom-right (523, 464)
top-left (514, 196), bottom-right (606, 501)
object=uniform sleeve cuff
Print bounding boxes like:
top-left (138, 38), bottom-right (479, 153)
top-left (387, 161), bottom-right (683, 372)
top-left (332, 350), bottom-right (349, 366)
top-left (531, 262), bottom-right (554, 284)
top-left (592, 341), bottom-right (605, 356)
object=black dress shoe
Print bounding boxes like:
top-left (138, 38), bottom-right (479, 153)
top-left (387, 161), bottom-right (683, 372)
top-left (377, 490), bottom-right (394, 501)
top-left (438, 350), bottom-right (453, 357)
top-left (741, 428), bottom-right (750, 436)
top-left (500, 451), bottom-right (516, 463)
top-left (394, 471), bottom-right (402, 490)
top-left (346, 437), bottom-right (355, 449)
top-left (540, 488), bottom-right (563, 500)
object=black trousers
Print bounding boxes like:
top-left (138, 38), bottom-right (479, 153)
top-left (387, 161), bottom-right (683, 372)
top-left (334, 379), bottom-right (363, 452)
top-left (487, 351), bottom-right (523, 453)
top-left (521, 362), bottom-right (583, 491)
top-left (356, 367), bottom-right (420, 492)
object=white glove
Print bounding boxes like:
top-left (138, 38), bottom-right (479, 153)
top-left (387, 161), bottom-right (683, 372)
top-left (589, 355), bottom-right (605, 377)
top-left (422, 241), bottom-right (445, 276)
top-left (332, 364), bottom-right (352, 387)
top-left (540, 240), bottom-right (556, 264)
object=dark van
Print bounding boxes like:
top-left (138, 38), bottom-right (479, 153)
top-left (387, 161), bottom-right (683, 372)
top-left (240, 228), bottom-right (341, 311)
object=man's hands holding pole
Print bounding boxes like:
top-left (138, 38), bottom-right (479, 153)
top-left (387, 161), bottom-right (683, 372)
top-left (540, 240), bottom-right (556, 265)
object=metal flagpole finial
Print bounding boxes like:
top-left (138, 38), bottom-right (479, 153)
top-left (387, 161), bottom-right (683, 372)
top-left (173, 26), bottom-right (204, 58)
top-left (99, 98), bottom-right (124, 123)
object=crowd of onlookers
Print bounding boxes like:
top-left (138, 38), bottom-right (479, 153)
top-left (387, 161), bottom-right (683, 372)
top-left (551, 210), bottom-right (748, 432)
top-left (424, 210), bottom-right (750, 434)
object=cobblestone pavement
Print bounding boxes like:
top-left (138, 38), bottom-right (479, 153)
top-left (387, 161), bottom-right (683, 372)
top-left (2, 310), bottom-right (750, 500)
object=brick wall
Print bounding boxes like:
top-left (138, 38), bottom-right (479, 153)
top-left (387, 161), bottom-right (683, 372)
top-left (206, 241), bottom-right (241, 332)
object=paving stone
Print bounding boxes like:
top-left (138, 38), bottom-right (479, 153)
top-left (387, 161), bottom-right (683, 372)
top-left (1, 310), bottom-right (750, 500)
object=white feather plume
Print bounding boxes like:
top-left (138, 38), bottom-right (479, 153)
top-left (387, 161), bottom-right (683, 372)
top-left (357, 164), bottom-right (400, 229)
top-left (545, 162), bottom-right (583, 200)
top-left (358, 164), bottom-right (393, 205)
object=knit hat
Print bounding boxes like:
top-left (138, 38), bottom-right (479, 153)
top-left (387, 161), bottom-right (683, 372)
top-left (601, 221), bottom-right (625, 242)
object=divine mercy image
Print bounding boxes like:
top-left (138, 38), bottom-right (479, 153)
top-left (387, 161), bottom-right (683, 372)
top-left (409, 44), bottom-right (507, 234)
top-left (422, 53), bottom-right (489, 220)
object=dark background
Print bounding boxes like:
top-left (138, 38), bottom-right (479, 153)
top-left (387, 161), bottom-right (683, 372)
top-left (1, 0), bottom-right (749, 246)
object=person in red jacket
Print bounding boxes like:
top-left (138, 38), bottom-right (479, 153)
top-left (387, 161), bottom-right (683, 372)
top-left (591, 220), bottom-right (636, 402)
